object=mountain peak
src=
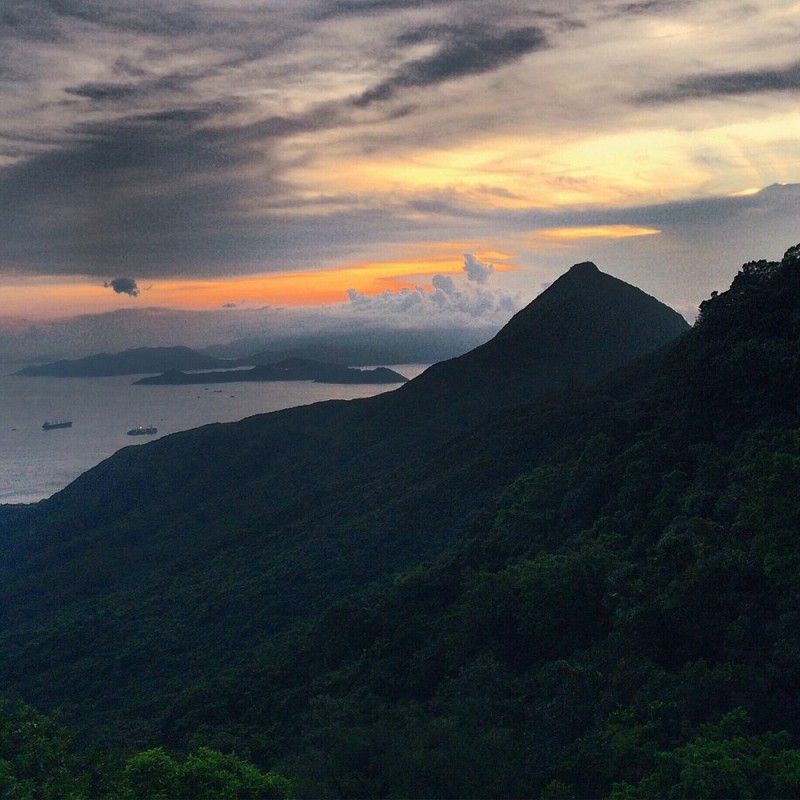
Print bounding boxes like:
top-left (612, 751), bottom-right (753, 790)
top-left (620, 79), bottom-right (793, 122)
top-left (397, 261), bottom-right (689, 417)
top-left (568, 261), bottom-right (600, 275)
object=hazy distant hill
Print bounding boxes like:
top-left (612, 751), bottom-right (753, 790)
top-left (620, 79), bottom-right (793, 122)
top-left (15, 251), bottom-right (800, 797)
top-left (201, 324), bottom-right (499, 366)
top-left (14, 345), bottom-right (231, 377)
top-left (134, 358), bottom-right (408, 385)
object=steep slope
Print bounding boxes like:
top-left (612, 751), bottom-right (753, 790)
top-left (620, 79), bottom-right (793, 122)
top-left (0, 261), bottom-right (689, 750)
top-left (390, 260), bottom-right (688, 418)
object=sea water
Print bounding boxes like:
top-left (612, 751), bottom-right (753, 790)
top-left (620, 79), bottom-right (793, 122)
top-left (0, 364), bottom-right (428, 504)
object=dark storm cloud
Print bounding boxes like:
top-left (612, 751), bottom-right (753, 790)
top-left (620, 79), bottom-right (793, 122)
top-left (0, 96), bottom-right (428, 279)
top-left (0, 108), bottom-right (283, 277)
top-left (355, 24), bottom-right (548, 106)
top-left (63, 69), bottom-right (201, 103)
top-left (106, 277), bottom-right (139, 296)
top-left (638, 59), bottom-right (800, 103)
top-left (65, 82), bottom-right (141, 102)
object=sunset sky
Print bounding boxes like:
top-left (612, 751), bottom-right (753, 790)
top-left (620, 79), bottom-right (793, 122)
top-left (1, 0), bottom-right (799, 327)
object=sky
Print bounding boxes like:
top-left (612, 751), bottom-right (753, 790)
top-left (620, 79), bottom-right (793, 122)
top-left (1, 0), bottom-right (799, 346)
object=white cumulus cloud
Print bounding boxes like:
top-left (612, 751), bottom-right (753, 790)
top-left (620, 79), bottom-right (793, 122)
top-left (464, 253), bottom-right (495, 283)
top-left (346, 254), bottom-right (518, 321)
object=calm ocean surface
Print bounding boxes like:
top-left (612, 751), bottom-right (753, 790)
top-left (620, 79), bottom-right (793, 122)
top-left (0, 364), bottom-right (428, 505)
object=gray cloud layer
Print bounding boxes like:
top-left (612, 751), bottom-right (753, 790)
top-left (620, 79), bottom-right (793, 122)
top-left (0, 0), bottom-right (798, 298)
top-left (0, 2), bottom-right (563, 279)
top-left (354, 24), bottom-right (548, 106)
top-left (639, 59), bottom-right (800, 103)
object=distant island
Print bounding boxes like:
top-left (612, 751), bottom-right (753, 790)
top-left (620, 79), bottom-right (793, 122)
top-left (14, 346), bottom-right (232, 377)
top-left (133, 358), bottom-right (408, 385)
top-left (13, 346), bottom-right (412, 384)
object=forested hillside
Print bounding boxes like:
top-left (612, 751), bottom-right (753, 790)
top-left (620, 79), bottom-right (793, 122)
top-left (3, 248), bottom-right (800, 797)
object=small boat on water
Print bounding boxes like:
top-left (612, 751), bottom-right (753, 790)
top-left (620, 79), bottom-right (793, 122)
top-left (42, 420), bottom-right (72, 430)
top-left (127, 425), bottom-right (158, 436)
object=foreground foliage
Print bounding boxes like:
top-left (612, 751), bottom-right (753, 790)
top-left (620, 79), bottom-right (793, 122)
top-left (0, 698), bottom-right (292, 799)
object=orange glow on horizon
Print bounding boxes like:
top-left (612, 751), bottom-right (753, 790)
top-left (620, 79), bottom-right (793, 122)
top-left (149, 247), bottom-right (516, 309)
top-left (2, 245), bottom-right (518, 319)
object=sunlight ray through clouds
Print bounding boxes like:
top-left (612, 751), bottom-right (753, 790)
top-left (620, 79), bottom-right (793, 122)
top-left (533, 226), bottom-right (662, 243)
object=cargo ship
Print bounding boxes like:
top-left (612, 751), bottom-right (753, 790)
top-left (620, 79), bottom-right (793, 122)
top-left (42, 420), bottom-right (72, 430)
top-left (127, 425), bottom-right (158, 436)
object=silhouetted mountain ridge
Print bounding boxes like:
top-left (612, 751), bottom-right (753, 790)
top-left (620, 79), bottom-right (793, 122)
top-left (381, 260), bottom-right (688, 429)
